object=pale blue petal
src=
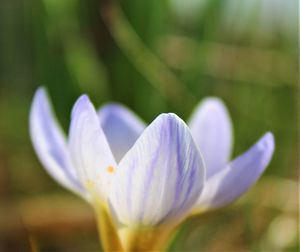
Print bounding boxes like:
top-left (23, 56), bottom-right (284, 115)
top-left (29, 88), bottom-right (85, 195)
top-left (195, 132), bottom-right (275, 210)
top-left (109, 113), bottom-right (205, 226)
top-left (69, 95), bottom-right (117, 200)
top-left (98, 104), bottom-right (146, 162)
top-left (188, 98), bottom-right (233, 179)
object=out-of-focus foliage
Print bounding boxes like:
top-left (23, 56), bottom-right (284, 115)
top-left (0, 0), bottom-right (298, 251)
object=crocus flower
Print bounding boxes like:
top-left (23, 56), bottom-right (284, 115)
top-left (29, 88), bottom-right (274, 251)
top-left (29, 88), bottom-right (206, 251)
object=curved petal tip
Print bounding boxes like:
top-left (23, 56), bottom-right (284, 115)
top-left (188, 97), bottom-right (233, 179)
top-left (110, 112), bottom-right (205, 226)
top-left (255, 132), bottom-right (275, 170)
top-left (30, 87), bottom-right (85, 196)
top-left (194, 132), bottom-right (275, 210)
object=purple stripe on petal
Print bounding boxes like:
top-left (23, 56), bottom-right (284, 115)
top-left (162, 148), bottom-right (199, 223)
top-left (179, 156), bottom-right (198, 211)
top-left (126, 155), bottom-right (137, 217)
top-left (138, 126), bottom-right (165, 221)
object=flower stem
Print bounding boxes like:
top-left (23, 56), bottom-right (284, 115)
top-left (120, 226), bottom-right (175, 252)
top-left (94, 203), bottom-right (124, 252)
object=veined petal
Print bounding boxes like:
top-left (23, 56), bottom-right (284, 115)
top-left (29, 88), bottom-right (84, 196)
top-left (98, 104), bottom-right (146, 162)
top-left (188, 98), bottom-right (233, 179)
top-left (195, 132), bottom-right (275, 210)
top-left (109, 113), bottom-right (205, 226)
top-left (69, 95), bottom-right (117, 201)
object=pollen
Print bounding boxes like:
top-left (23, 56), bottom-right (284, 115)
top-left (107, 165), bottom-right (115, 174)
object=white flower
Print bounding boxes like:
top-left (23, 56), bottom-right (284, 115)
top-left (30, 88), bottom-right (205, 227)
top-left (29, 87), bottom-right (274, 250)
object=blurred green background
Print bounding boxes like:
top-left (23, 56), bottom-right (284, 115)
top-left (0, 0), bottom-right (298, 251)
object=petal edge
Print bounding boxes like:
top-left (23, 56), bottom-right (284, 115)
top-left (29, 88), bottom-right (84, 195)
top-left (188, 97), bottom-right (233, 179)
top-left (98, 103), bottom-right (146, 162)
top-left (195, 132), bottom-right (275, 210)
top-left (69, 95), bottom-right (117, 201)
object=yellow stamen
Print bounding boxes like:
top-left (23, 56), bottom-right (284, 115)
top-left (86, 180), bottom-right (95, 189)
top-left (107, 165), bottom-right (115, 174)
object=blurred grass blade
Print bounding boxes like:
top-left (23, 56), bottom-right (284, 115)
top-left (100, 2), bottom-right (196, 107)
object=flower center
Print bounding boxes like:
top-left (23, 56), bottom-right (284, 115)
top-left (86, 179), bottom-right (95, 189)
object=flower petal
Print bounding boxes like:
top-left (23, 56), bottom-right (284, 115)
top-left (98, 104), bottom-right (146, 162)
top-left (109, 113), bottom-right (205, 226)
top-left (188, 98), bottom-right (233, 179)
top-left (195, 132), bottom-right (275, 210)
top-left (29, 88), bottom-right (85, 196)
top-left (68, 95), bottom-right (117, 201)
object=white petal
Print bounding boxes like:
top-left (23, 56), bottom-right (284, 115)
top-left (98, 104), bottom-right (146, 162)
top-left (195, 132), bottom-right (275, 210)
top-left (109, 113), bottom-right (205, 226)
top-left (68, 95), bottom-right (117, 200)
top-left (29, 88), bottom-right (85, 196)
top-left (188, 98), bottom-right (233, 179)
